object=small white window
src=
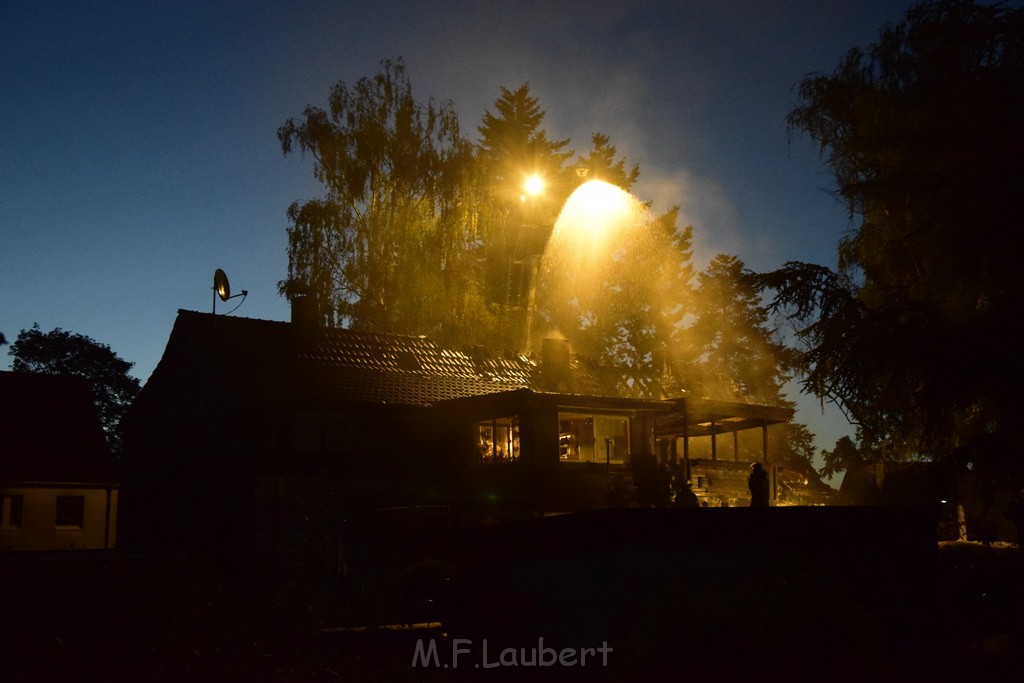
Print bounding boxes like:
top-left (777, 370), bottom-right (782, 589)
top-left (1, 495), bottom-right (24, 529)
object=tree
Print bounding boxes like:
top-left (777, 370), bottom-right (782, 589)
top-left (684, 255), bottom-right (816, 470)
top-left (820, 435), bottom-right (865, 482)
top-left (533, 182), bottom-right (697, 397)
top-left (8, 324), bottom-right (141, 453)
top-left (691, 254), bottom-right (792, 405)
top-left (476, 84), bottom-right (574, 206)
top-left (752, 0), bottom-right (1024, 464)
top-left (819, 435), bottom-right (880, 504)
top-left (472, 84), bottom-right (575, 348)
top-left (574, 133), bottom-right (640, 191)
top-left (278, 58), bottom-right (485, 344)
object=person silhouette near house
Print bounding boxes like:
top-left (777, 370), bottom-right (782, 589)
top-left (674, 481), bottom-right (699, 508)
top-left (748, 462), bottom-right (770, 507)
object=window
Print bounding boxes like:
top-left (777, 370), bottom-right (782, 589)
top-left (476, 416), bottom-right (520, 464)
top-left (559, 412), bottom-right (629, 464)
top-left (55, 495), bottom-right (85, 528)
top-left (1, 495), bottom-right (23, 529)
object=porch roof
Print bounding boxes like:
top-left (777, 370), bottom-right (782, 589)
top-left (655, 398), bottom-right (794, 437)
top-left (439, 388), bottom-right (791, 437)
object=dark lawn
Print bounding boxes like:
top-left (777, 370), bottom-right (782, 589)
top-left (1, 513), bottom-right (1021, 681)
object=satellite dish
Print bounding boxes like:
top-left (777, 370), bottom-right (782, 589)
top-left (212, 268), bottom-right (248, 314)
top-left (214, 268), bottom-right (231, 301)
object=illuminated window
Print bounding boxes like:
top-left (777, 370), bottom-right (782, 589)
top-left (476, 416), bottom-right (520, 464)
top-left (55, 495), bottom-right (85, 528)
top-left (559, 413), bottom-right (629, 464)
top-left (1, 495), bottom-right (23, 529)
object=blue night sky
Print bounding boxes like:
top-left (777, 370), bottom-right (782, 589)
top-left (2, 1), bottom-right (937, 465)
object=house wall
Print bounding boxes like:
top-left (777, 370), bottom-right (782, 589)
top-left (443, 396), bottom-right (671, 518)
top-left (0, 485), bottom-right (117, 551)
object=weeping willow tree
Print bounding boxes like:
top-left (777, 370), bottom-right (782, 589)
top-left (277, 58), bottom-right (489, 344)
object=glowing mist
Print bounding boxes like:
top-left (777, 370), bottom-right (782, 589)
top-left (529, 180), bottom-right (673, 353)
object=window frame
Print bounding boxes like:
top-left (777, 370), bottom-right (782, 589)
top-left (558, 410), bottom-right (631, 465)
top-left (1, 495), bottom-right (24, 529)
top-left (475, 415), bottom-right (521, 464)
top-left (54, 495), bottom-right (85, 529)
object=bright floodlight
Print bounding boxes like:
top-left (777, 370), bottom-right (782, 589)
top-left (570, 180), bottom-right (633, 225)
top-left (523, 174), bottom-right (545, 197)
top-left (550, 180), bottom-right (639, 253)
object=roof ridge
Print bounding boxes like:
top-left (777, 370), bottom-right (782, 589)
top-left (176, 309), bottom-right (443, 344)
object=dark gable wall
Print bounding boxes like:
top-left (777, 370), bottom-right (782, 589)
top-left (120, 365), bottom-right (253, 554)
top-left (122, 370), bottom-right (463, 553)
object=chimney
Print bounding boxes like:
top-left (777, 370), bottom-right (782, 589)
top-left (290, 293), bottom-right (320, 330)
top-left (540, 337), bottom-right (574, 393)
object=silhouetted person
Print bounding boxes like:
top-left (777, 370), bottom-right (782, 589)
top-left (674, 481), bottom-right (699, 508)
top-left (748, 462), bottom-right (770, 507)
top-left (633, 450), bottom-right (660, 507)
top-left (655, 442), bottom-right (674, 507)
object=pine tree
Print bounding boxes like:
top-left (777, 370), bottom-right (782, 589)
top-left (690, 254), bottom-right (790, 405)
top-left (473, 84), bottom-right (574, 349)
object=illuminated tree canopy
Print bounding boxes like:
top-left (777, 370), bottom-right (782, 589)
top-left (477, 84), bottom-right (574, 206)
top-left (278, 60), bottom-right (813, 466)
top-left (278, 66), bottom-right (692, 367)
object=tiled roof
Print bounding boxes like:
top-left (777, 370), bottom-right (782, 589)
top-left (141, 311), bottom-right (791, 427)
top-left (147, 310), bottom-right (541, 407)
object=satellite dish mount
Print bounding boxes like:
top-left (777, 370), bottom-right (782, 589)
top-left (213, 268), bottom-right (248, 314)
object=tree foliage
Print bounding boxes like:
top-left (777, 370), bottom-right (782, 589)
top-left (277, 62), bottom-right (819, 472)
top-left (686, 255), bottom-right (816, 470)
top-left (476, 84), bottom-right (574, 206)
top-left (8, 324), bottom-right (141, 453)
top-left (471, 84), bottom-right (576, 348)
top-left (575, 133), bottom-right (641, 191)
top-left (524, 129), bottom-right (694, 397)
top-left (819, 435), bottom-right (864, 482)
top-left (753, 0), bottom-right (1024, 462)
top-left (533, 189), bottom-right (695, 397)
top-left (691, 255), bottom-right (793, 405)
top-left (277, 58), bottom-right (483, 343)
top-left (278, 63), bottom-right (814, 465)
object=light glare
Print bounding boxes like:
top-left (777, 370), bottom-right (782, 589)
top-left (524, 174), bottom-right (545, 196)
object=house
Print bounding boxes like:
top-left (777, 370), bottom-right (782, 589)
top-left (120, 307), bottom-right (802, 566)
top-left (0, 371), bottom-right (119, 551)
